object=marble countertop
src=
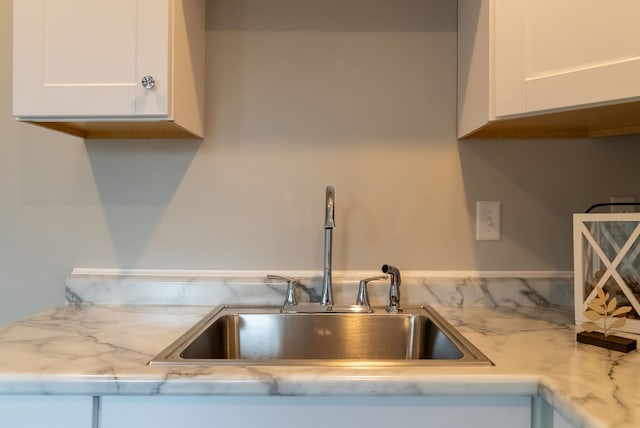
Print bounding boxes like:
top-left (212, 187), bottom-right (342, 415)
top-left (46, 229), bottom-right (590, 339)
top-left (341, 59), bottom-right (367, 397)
top-left (0, 303), bottom-right (637, 428)
top-left (0, 270), bottom-right (636, 428)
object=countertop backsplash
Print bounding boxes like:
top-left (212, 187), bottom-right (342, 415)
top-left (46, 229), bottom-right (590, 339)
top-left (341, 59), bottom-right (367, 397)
top-left (65, 269), bottom-right (574, 308)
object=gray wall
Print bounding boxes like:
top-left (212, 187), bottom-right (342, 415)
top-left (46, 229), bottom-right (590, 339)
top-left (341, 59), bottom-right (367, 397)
top-left (2, 0), bottom-right (640, 322)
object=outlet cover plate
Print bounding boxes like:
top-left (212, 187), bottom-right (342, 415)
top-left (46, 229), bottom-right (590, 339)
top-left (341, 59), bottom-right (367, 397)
top-left (476, 201), bottom-right (501, 240)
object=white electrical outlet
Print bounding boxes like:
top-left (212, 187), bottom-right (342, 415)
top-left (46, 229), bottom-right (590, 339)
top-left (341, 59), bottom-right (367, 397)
top-left (610, 196), bottom-right (636, 213)
top-left (476, 201), bottom-right (501, 240)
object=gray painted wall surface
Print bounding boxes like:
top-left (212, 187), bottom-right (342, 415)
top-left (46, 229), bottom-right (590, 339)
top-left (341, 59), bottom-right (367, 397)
top-left (1, 0), bottom-right (639, 322)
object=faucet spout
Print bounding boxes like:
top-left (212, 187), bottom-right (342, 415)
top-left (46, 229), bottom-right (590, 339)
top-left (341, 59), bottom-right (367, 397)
top-left (321, 186), bottom-right (335, 306)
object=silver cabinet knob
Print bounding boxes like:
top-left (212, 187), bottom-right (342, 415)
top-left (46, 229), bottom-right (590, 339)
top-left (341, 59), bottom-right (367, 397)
top-left (141, 75), bottom-right (155, 89)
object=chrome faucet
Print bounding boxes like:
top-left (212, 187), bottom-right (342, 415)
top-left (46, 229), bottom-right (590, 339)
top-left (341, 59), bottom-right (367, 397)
top-left (269, 187), bottom-right (403, 316)
top-left (321, 186), bottom-right (335, 306)
top-left (382, 264), bottom-right (402, 313)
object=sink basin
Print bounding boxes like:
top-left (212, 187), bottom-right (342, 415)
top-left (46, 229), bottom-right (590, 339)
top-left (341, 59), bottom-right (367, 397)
top-left (149, 305), bottom-right (493, 366)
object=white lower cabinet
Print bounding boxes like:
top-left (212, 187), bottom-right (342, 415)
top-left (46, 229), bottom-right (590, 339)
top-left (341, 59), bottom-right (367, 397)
top-left (531, 396), bottom-right (577, 428)
top-left (0, 395), bottom-right (94, 428)
top-left (551, 409), bottom-right (575, 428)
top-left (0, 394), bottom-right (577, 427)
top-left (100, 395), bottom-right (532, 428)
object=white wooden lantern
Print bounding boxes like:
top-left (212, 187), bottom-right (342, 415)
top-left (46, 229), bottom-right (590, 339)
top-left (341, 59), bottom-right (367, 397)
top-left (574, 213), bottom-right (640, 335)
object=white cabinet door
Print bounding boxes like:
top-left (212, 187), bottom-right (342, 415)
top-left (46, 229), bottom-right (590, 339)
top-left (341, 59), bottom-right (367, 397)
top-left (0, 395), bottom-right (93, 428)
top-left (13, 0), bottom-right (169, 118)
top-left (496, 0), bottom-right (640, 117)
top-left (458, 0), bottom-right (640, 138)
top-left (101, 395), bottom-right (531, 428)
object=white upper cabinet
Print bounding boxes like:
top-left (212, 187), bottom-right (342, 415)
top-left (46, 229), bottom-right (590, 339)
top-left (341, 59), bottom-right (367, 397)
top-left (13, 0), bottom-right (205, 139)
top-left (458, 0), bottom-right (640, 138)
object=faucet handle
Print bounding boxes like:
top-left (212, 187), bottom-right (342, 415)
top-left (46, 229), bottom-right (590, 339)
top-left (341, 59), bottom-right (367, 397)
top-left (267, 275), bottom-right (298, 306)
top-left (355, 275), bottom-right (389, 310)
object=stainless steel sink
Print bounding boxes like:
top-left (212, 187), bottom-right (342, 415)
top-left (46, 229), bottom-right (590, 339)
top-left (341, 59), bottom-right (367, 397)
top-left (149, 305), bottom-right (493, 366)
